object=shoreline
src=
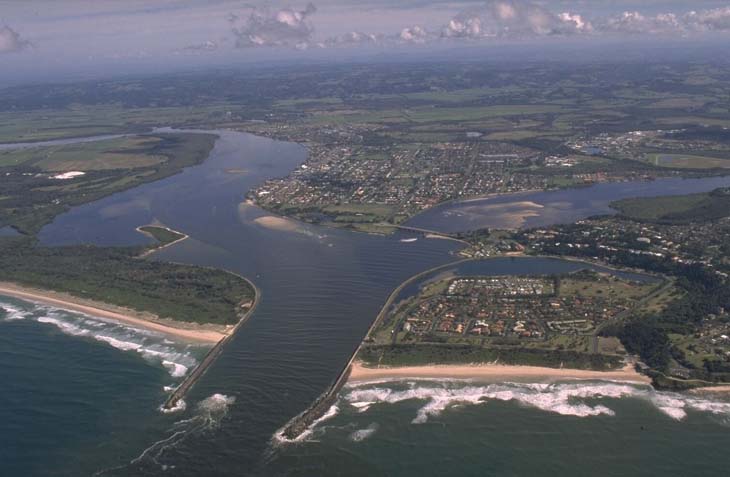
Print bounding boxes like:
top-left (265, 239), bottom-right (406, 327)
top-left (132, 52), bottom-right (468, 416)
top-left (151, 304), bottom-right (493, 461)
top-left (135, 224), bottom-right (190, 257)
top-left (348, 361), bottom-right (651, 384)
top-left (0, 282), bottom-right (227, 343)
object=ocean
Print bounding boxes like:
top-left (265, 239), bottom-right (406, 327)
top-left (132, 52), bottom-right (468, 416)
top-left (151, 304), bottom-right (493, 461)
top-left (266, 379), bottom-right (730, 477)
top-left (3, 130), bottom-right (730, 476)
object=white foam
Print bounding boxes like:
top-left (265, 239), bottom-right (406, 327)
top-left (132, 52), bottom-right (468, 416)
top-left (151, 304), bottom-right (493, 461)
top-left (197, 393), bottom-right (236, 413)
top-left (94, 335), bottom-right (144, 351)
top-left (649, 393), bottom-right (687, 420)
top-left (162, 361), bottom-right (189, 378)
top-left (37, 316), bottom-right (89, 336)
top-left (350, 401), bottom-right (374, 413)
top-left (345, 381), bottom-right (730, 424)
top-left (140, 347), bottom-right (196, 378)
top-left (161, 399), bottom-right (187, 414)
top-left (0, 301), bottom-right (30, 321)
top-left (32, 307), bottom-right (198, 378)
top-left (687, 399), bottom-right (730, 415)
top-left (350, 423), bottom-right (379, 442)
top-left (274, 403), bottom-right (341, 444)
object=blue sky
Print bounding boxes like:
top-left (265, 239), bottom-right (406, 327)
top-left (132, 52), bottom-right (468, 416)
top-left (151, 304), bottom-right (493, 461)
top-left (2, 1), bottom-right (730, 82)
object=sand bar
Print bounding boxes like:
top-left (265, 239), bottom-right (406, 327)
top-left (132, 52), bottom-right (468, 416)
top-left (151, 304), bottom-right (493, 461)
top-left (690, 385), bottom-right (730, 393)
top-left (0, 282), bottom-right (227, 343)
top-left (349, 361), bottom-right (651, 384)
top-left (253, 215), bottom-right (300, 231)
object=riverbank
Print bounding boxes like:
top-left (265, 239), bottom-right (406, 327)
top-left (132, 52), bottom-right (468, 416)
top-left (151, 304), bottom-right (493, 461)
top-left (349, 361), bottom-right (651, 384)
top-left (0, 282), bottom-right (228, 343)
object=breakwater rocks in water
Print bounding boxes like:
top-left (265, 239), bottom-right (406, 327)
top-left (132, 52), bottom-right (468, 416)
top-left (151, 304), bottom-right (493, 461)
top-left (280, 364), bottom-right (353, 441)
top-left (163, 334), bottom-right (232, 410)
top-left (164, 281), bottom-right (260, 411)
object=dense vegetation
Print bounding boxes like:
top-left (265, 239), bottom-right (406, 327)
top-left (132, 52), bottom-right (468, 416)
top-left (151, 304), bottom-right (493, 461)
top-left (358, 344), bottom-right (622, 370)
top-left (0, 237), bottom-right (254, 325)
top-left (612, 188), bottom-right (730, 223)
top-left (138, 226), bottom-right (186, 247)
top-left (529, 187), bottom-right (730, 385)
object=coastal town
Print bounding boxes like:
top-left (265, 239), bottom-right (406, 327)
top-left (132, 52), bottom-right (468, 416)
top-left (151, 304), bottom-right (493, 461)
top-left (249, 139), bottom-right (545, 230)
top-left (509, 188), bottom-right (730, 384)
top-left (245, 121), bottom-right (664, 233)
top-left (374, 271), bottom-right (660, 354)
top-left (516, 209), bottom-right (730, 278)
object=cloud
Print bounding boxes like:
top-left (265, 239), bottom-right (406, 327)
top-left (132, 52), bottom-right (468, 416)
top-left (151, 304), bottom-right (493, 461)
top-left (229, 3), bottom-right (317, 49)
top-left (0, 25), bottom-right (30, 54)
top-left (183, 40), bottom-right (219, 52)
top-left (684, 7), bottom-right (730, 32)
top-left (399, 25), bottom-right (429, 43)
top-left (600, 11), bottom-right (683, 34)
top-left (440, 1), bottom-right (592, 40)
top-left (598, 6), bottom-right (730, 35)
top-left (216, 2), bottom-right (730, 54)
top-left (321, 31), bottom-right (381, 47)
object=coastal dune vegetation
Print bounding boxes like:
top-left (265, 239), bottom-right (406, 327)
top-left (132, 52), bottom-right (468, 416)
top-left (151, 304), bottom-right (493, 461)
top-left (0, 130), bottom-right (255, 329)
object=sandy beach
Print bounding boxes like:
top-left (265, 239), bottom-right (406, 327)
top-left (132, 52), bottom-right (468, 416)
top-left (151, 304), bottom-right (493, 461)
top-left (690, 385), bottom-right (730, 393)
top-left (0, 282), bottom-right (228, 343)
top-left (349, 361), bottom-right (651, 384)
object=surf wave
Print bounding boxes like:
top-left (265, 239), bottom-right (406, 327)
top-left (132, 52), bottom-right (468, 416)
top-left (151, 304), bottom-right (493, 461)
top-left (0, 300), bottom-right (33, 321)
top-left (4, 298), bottom-right (202, 379)
top-left (344, 381), bottom-right (730, 424)
top-left (349, 423), bottom-right (379, 442)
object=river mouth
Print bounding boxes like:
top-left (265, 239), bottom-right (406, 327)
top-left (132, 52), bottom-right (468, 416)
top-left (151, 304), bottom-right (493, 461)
top-left (6, 129), bottom-right (730, 475)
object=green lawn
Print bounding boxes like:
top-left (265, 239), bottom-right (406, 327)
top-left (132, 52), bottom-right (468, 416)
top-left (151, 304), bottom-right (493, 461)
top-left (645, 153), bottom-right (730, 169)
top-left (0, 136), bottom-right (169, 171)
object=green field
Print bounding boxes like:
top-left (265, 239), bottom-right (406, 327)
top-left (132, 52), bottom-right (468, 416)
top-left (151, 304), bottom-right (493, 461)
top-left (0, 103), bottom-right (233, 143)
top-left (0, 136), bottom-right (169, 170)
top-left (646, 153), bottom-right (730, 169)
